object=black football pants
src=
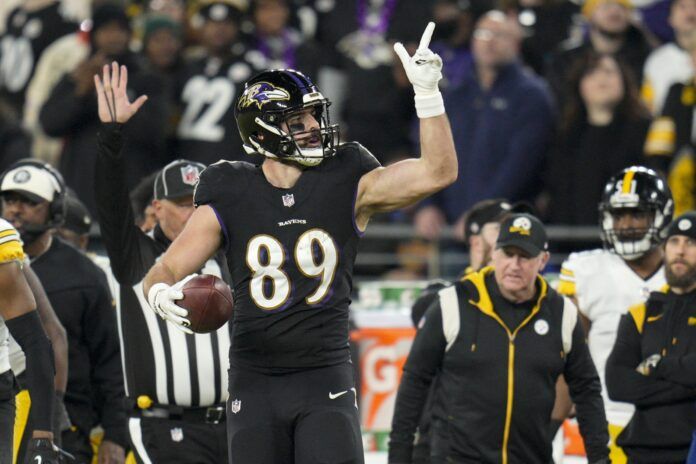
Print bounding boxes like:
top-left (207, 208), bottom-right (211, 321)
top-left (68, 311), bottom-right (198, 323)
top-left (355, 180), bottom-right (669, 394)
top-left (226, 362), bottom-right (364, 464)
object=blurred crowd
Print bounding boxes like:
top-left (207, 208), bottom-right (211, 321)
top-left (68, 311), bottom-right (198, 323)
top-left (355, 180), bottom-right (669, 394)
top-left (1, 0), bottom-right (696, 261)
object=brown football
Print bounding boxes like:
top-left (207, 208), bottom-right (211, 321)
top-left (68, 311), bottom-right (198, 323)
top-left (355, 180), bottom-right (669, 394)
top-left (179, 275), bottom-right (234, 333)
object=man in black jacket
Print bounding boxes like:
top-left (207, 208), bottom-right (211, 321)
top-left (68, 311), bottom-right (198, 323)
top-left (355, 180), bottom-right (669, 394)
top-left (0, 160), bottom-right (126, 463)
top-left (606, 211), bottom-right (696, 463)
top-left (390, 213), bottom-right (609, 464)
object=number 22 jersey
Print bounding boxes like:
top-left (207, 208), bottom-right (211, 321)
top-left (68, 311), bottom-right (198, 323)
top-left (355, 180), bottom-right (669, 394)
top-left (194, 143), bottom-right (381, 373)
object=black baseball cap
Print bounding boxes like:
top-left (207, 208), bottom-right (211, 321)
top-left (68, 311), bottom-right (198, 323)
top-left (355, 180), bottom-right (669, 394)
top-left (463, 199), bottom-right (512, 241)
top-left (62, 193), bottom-right (92, 236)
top-left (664, 212), bottom-right (696, 241)
top-left (496, 213), bottom-right (548, 257)
top-left (153, 160), bottom-right (206, 201)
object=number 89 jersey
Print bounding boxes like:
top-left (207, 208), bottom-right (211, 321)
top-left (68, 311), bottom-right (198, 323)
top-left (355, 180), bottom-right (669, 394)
top-left (194, 143), bottom-right (380, 373)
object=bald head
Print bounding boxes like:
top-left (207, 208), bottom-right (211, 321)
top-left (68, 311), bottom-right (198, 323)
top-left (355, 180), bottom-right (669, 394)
top-left (472, 11), bottom-right (522, 69)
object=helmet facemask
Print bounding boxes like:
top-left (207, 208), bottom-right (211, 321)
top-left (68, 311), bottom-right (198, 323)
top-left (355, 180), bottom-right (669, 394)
top-left (600, 203), bottom-right (667, 260)
top-left (244, 99), bottom-right (339, 167)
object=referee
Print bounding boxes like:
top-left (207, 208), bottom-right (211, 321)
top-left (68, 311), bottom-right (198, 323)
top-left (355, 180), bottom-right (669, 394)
top-left (95, 116), bottom-right (231, 461)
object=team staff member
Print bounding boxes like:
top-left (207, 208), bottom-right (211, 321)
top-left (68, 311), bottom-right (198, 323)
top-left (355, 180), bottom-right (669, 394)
top-left (606, 211), bottom-right (696, 463)
top-left (0, 218), bottom-right (72, 463)
top-left (408, 199), bottom-right (513, 464)
top-left (0, 161), bottom-right (126, 463)
top-left (389, 214), bottom-right (609, 464)
top-left (94, 75), bottom-right (232, 461)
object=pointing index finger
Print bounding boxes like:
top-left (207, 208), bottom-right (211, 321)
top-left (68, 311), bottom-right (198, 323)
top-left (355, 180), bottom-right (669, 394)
top-left (418, 22), bottom-right (435, 50)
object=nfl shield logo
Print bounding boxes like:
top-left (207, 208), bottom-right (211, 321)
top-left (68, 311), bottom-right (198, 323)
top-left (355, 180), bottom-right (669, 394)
top-left (180, 165), bottom-right (200, 186)
top-left (231, 399), bottom-right (241, 414)
top-left (282, 193), bottom-right (295, 207)
top-left (170, 427), bottom-right (184, 442)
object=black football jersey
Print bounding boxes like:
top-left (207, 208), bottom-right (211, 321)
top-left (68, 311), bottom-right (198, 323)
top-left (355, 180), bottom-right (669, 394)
top-left (174, 56), bottom-right (256, 166)
top-left (195, 142), bottom-right (381, 373)
top-left (0, 3), bottom-right (77, 115)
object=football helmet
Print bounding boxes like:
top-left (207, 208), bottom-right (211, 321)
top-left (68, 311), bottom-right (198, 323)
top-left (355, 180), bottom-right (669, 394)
top-left (234, 69), bottom-right (339, 167)
top-left (599, 166), bottom-right (673, 260)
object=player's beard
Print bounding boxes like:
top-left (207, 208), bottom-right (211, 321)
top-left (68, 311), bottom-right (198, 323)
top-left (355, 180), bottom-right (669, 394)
top-left (665, 259), bottom-right (696, 290)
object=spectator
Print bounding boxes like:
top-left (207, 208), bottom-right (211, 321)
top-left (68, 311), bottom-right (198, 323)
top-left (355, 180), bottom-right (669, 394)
top-left (139, 14), bottom-right (183, 77)
top-left (606, 211), bottom-right (696, 463)
top-left (0, 101), bottom-right (30, 172)
top-left (414, 11), bottom-right (554, 240)
top-left (315, 0), bottom-right (433, 163)
top-left (644, 48), bottom-right (696, 216)
top-left (503, 0), bottom-right (580, 75)
top-left (174, 2), bottom-right (254, 165)
top-left (389, 213), bottom-right (609, 463)
top-left (544, 53), bottom-right (650, 225)
top-left (22, 25), bottom-right (90, 165)
top-left (40, 3), bottom-right (172, 214)
top-left (0, 160), bottom-right (126, 463)
top-left (429, 0), bottom-right (481, 91)
top-left (546, 0), bottom-right (653, 105)
top-left (558, 166), bottom-right (673, 463)
top-left (0, 0), bottom-right (78, 119)
top-left (243, 0), bottom-right (321, 79)
top-left (642, 0), bottom-right (696, 115)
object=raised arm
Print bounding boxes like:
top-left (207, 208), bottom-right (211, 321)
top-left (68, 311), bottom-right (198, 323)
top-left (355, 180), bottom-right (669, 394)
top-left (355, 23), bottom-right (457, 230)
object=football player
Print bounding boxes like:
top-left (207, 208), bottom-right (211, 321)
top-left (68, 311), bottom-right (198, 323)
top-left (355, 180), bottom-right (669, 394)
top-left (558, 165), bottom-right (673, 463)
top-left (96, 21), bottom-right (456, 463)
top-left (0, 218), bottom-right (72, 463)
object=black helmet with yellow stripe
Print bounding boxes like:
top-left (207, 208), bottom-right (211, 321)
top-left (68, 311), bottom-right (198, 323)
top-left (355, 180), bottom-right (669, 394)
top-left (599, 166), bottom-right (673, 260)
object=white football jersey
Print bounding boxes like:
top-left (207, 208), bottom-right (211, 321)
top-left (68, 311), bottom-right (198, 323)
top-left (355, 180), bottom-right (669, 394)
top-left (0, 218), bottom-right (25, 374)
top-left (558, 249), bottom-right (665, 426)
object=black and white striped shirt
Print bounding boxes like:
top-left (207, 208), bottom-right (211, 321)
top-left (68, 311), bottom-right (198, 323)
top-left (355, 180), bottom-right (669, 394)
top-left (95, 124), bottom-right (231, 408)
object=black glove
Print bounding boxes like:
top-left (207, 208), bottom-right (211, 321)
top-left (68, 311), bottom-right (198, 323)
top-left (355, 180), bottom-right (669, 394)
top-left (24, 438), bottom-right (75, 464)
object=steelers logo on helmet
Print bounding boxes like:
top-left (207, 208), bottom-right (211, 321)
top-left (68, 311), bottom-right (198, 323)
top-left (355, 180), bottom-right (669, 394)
top-left (235, 69), bottom-right (340, 167)
top-left (599, 166), bottom-right (673, 260)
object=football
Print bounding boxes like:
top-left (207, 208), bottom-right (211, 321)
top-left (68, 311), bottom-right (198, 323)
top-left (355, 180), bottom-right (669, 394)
top-left (179, 275), bottom-right (234, 333)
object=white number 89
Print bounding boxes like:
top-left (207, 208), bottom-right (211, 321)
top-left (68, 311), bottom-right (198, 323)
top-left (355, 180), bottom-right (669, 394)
top-left (246, 229), bottom-right (338, 310)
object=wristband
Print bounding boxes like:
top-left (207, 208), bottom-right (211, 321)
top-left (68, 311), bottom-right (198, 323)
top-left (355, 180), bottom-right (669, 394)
top-left (415, 92), bottom-right (444, 119)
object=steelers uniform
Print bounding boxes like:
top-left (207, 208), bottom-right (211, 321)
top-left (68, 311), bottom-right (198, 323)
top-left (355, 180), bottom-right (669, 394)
top-left (0, 219), bottom-right (25, 463)
top-left (194, 142), bottom-right (381, 464)
top-left (558, 249), bottom-right (665, 463)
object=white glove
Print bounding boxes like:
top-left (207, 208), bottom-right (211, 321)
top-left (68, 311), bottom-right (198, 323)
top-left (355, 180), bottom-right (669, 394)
top-left (394, 22), bottom-right (445, 118)
top-left (147, 275), bottom-right (197, 334)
